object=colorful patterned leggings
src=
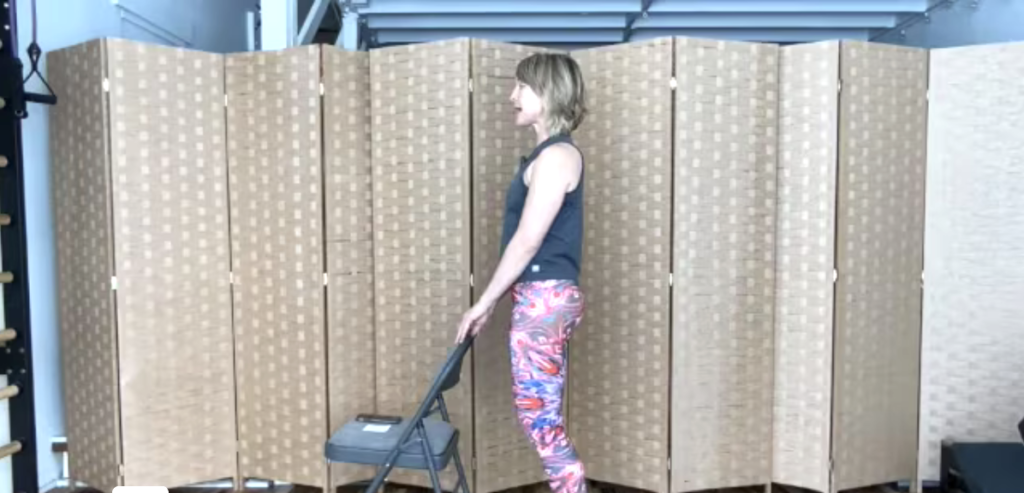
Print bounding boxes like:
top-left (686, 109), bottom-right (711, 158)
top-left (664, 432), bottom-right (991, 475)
top-left (509, 280), bottom-right (587, 493)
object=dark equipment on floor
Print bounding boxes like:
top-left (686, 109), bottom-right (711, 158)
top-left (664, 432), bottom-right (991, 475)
top-left (939, 428), bottom-right (1024, 493)
top-left (325, 337), bottom-right (474, 493)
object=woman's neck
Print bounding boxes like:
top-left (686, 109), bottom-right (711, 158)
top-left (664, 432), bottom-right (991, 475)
top-left (533, 124), bottom-right (551, 146)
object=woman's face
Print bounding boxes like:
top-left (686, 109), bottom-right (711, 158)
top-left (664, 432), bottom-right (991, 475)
top-left (510, 79), bottom-right (543, 128)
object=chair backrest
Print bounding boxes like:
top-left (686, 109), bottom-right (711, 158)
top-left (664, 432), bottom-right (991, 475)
top-left (436, 336), bottom-right (473, 393)
top-left (403, 336), bottom-right (475, 426)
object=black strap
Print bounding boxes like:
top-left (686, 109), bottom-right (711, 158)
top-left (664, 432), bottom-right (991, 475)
top-left (22, 0), bottom-right (55, 103)
top-left (521, 133), bottom-right (576, 169)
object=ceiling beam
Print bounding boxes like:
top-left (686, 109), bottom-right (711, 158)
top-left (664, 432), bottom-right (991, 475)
top-left (359, 0), bottom-right (926, 15)
top-left (375, 29), bottom-right (626, 44)
top-left (367, 14), bottom-right (629, 29)
top-left (359, 0), bottom-right (641, 14)
top-left (631, 27), bottom-right (872, 42)
top-left (634, 12), bottom-right (899, 28)
top-left (648, 0), bottom-right (927, 13)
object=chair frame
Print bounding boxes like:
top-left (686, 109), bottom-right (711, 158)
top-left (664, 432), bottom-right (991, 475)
top-left (356, 336), bottom-right (475, 493)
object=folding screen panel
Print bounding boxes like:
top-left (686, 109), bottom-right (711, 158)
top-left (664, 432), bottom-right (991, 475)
top-left (671, 37), bottom-right (779, 493)
top-left (226, 46), bottom-right (327, 487)
top-left (774, 41), bottom-right (839, 493)
top-left (322, 46), bottom-right (378, 487)
top-left (50, 40), bottom-right (122, 493)
top-left (106, 39), bottom-right (237, 487)
top-left (370, 39), bottom-right (472, 489)
top-left (832, 41), bottom-right (927, 491)
top-left (919, 41), bottom-right (1024, 484)
top-left (775, 40), bottom-right (928, 493)
top-left (569, 38), bottom-right (673, 493)
top-left (470, 39), bottom-right (553, 493)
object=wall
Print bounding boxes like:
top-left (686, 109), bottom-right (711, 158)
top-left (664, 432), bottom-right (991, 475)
top-left (874, 0), bottom-right (1024, 47)
top-left (5, 1), bottom-right (256, 491)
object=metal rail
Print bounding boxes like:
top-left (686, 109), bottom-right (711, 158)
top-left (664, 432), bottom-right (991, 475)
top-left (1, 0), bottom-right (56, 492)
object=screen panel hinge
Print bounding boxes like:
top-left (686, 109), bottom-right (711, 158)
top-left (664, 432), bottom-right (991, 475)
top-left (111, 276), bottom-right (118, 291)
top-left (669, 77), bottom-right (677, 90)
top-left (103, 78), bottom-right (110, 93)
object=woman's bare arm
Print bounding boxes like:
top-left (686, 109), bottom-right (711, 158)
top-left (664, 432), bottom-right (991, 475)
top-left (455, 143), bottom-right (582, 342)
top-left (476, 144), bottom-right (581, 306)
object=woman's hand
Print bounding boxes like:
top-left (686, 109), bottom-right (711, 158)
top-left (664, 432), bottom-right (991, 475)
top-left (455, 300), bottom-right (496, 344)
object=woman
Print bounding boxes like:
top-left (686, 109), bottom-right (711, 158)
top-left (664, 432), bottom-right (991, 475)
top-left (455, 52), bottom-right (588, 493)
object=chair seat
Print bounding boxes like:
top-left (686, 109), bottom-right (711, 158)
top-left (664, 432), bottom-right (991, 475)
top-left (325, 417), bottom-right (458, 470)
top-left (949, 442), bottom-right (1024, 493)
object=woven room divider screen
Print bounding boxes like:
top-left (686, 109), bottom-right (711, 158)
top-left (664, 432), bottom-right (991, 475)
top-left (470, 39), bottom-right (557, 493)
top-left (51, 39), bottom-right (238, 491)
top-left (569, 39), bottom-right (674, 493)
top-left (774, 40), bottom-right (928, 493)
top-left (51, 35), bottom-right (1023, 493)
top-left (917, 42), bottom-right (1024, 486)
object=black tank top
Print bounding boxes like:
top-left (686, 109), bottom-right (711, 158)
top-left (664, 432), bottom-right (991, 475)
top-left (500, 134), bottom-right (584, 284)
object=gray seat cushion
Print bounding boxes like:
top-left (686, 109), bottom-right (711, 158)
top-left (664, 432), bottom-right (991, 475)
top-left (949, 442), bottom-right (1024, 493)
top-left (325, 417), bottom-right (457, 470)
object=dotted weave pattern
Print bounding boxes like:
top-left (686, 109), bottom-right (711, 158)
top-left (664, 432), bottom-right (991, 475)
top-left (49, 39), bottom-right (122, 493)
top-left (918, 42), bottom-right (1024, 483)
top-left (569, 39), bottom-right (673, 493)
top-left (471, 39), bottom-right (556, 493)
top-left (322, 46), bottom-right (378, 486)
top-left (832, 41), bottom-right (927, 491)
top-left (226, 46), bottom-right (327, 487)
top-left (370, 39), bottom-right (472, 490)
top-left (106, 39), bottom-right (238, 487)
top-left (671, 37), bottom-right (779, 493)
top-left (773, 41), bottom-right (839, 493)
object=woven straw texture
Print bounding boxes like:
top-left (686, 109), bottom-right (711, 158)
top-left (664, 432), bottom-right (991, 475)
top-left (918, 42), bottom-right (1024, 483)
top-left (569, 39), bottom-right (673, 493)
top-left (774, 41), bottom-right (839, 493)
top-left (671, 37), bottom-right (779, 493)
top-left (470, 39), bottom-right (555, 493)
top-left (370, 39), bottom-right (472, 489)
top-left (105, 39), bottom-right (237, 487)
top-left (832, 41), bottom-right (927, 491)
top-left (322, 46), bottom-right (378, 486)
top-left (226, 46), bottom-right (328, 487)
top-left (49, 40), bottom-right (122, 493)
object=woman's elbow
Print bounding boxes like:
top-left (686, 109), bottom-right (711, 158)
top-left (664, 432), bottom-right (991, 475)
top-left (513, 232), bottom-right (544, 256)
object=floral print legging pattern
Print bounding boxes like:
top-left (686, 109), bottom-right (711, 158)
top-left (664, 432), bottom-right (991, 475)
top-left (509, 280), bottom-right (587, 493)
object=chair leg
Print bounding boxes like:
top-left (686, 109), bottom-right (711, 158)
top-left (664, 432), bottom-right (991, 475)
top-left (418, 423), bottom-right (444, 493)
top-left (450, 445), bottom-right (471, 493)
top-left (364, 459), bottom-right (396, 493)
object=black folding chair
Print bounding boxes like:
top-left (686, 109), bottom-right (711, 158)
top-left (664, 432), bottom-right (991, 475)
top-left (325, 336), bottom-right (474, 493)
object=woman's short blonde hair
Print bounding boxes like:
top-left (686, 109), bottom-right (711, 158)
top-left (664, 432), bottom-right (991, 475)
top-left (516, 52), bottom-right (587, 135)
